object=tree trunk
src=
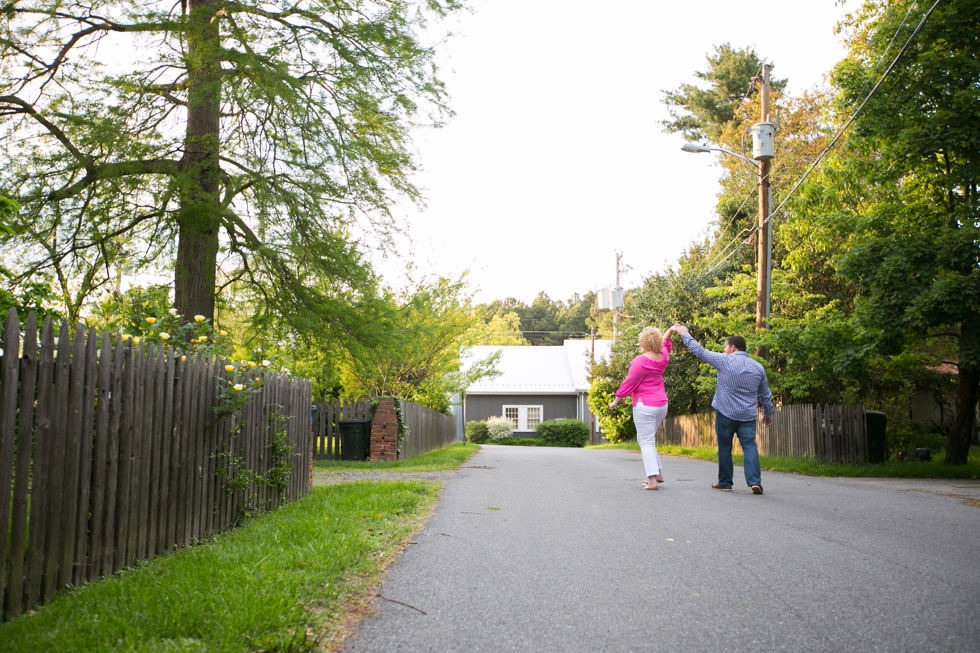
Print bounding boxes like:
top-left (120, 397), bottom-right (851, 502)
top-left (174, 0), bottom-right (222, 323)
top-left (944, 314), bottom-right (980, 465)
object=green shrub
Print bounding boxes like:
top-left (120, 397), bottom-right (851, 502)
top-left (536, 419), bottom-right (589, 447)
top-left (886, 420), bottom-right (947, 458)
top-left (486, 416), bottom-right (513, 441)
top-left (465, 420), bottom-right (489, 444)
top-left (496, 437), bottom-right (551, 447)
top-left (587, 380), bottom-right (635, 443)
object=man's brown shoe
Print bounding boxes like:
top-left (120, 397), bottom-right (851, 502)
top-left (711, 483), bottom-right (732, 491)
top-left (750, 484), bottom-right (764, 495)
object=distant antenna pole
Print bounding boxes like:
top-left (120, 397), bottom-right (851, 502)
top-left (590, 325), bottom-right (596, 444)
top-left (613, 251), bottom-right (621, 342)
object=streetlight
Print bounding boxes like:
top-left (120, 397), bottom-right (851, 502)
top-left (680, 142), bottom-right (760, 169)
top-left (680, 65), bottom-right (774, 338)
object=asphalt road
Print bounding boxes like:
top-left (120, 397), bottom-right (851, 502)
top-left (343, 445), bottom-right (980, 653)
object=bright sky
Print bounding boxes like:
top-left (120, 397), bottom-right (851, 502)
top-left (384, 0), bottom-right (852, 305)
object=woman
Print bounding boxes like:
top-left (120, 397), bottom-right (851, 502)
top-left (609, 326), bottom-right (675, 490)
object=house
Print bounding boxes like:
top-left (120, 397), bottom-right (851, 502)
top-left (458, 340), bottom-right (613, 442)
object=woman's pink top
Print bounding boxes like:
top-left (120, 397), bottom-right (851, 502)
top-left (614, 339), bottom-right (672, 407)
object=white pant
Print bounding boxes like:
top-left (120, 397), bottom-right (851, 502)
top-left (633, 400), bottom-right (667, 478)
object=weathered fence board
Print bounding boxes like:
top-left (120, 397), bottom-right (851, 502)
top-left (0, 309), bottom-right (312, 620)
top-left (0, 310), bottom-right (19, 613)
top-left (401, 401), bottom-right (456, 459)
top-left (660, 403), bottom-right (868, 462)
top-left (5, 314), bottom-right (37, 617)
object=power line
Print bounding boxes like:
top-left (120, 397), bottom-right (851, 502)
top-left (690, 167), bottom-right (774, 279)
top-left (760, 0), bottom-right (942, 231)
top-left (687, 0), bottom-right (941, 282)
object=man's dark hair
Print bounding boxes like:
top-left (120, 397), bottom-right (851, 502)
top-left (726, 335), bottom-right (747, 352)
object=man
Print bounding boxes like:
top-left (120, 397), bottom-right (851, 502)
top-left (672, 325), bottom-right (774, 494)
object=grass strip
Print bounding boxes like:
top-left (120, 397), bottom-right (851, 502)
top-left (0, 480), bottom-right (440, 653)
top-left (588, 441), bottom-right (980, 479)
top-left (313, 441), bottom-right (479, 473)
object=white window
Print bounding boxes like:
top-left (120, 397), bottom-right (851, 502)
top-left (502, 405), bottom-right (543, 432)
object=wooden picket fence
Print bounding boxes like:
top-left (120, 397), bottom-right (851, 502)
top-left (660, 404), bottom-right (868, 463)
top-left (400, 400), bottom-right (457, 459)
top-left (311, 397), bottom-right (372, 460)
top-left (0, 310), bottom-right (312, 620)
top-left (311, 397), bottom-right (457, 460)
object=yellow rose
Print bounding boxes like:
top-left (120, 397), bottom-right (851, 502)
top-left (181, 355), bottom-right (187, 362)
top-left (132, 337), bottom-right (141, 345)
top-left (159, 332), bottom-right (170, 341)
top-left (194, 315), bottom-right (205, 323)
top-left (248, 361), bottom-right (256, 368)
top-left (219, 330), bottom-right (227, 337)
top-left (225, 364), bottom-right (235, 372)
top-left (233, 384), bottom-right (245, 391)
top-left (145, 317), bottom-right (156, 325)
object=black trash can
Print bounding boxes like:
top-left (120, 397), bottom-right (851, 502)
top-left (339, 419), bottom-right (371, 461)
top-left (866, 411), bottom-right (887, 464)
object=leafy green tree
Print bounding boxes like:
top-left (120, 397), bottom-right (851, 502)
top-left (820, 0), bottom-right (980, 464)
top-left (0, 265), bottom-right (62, 323)
top-left (0, 0), bottom-right (462, 326)
top-left (478, 291), bottom-right (595, 346)
top-left (338, 274), bottom-right (497, 413)
top-left (661, 44), bottom-right (786, 143)
top-left (0, 194), bottom-right (17, 236)
top-left (481, 312), bottom-right (530, 346)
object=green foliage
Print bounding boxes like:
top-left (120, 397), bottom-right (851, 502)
top-left (341, 272), bottom-right (498, 413)
top-left (586, 378), bottom-right (635, 443)
top-left (535, 419), bottom-right (589, 448)
top-left (477, 290), bottom-right (597, 346)
top-left (0, 193), bottom-right (17, 236)
top-left (480, 311), bottom-right (530, 345)
top-left (0, 481), bottom-right (441, 651)
top-left (465, 420), bottom-right (489, 444)
top-left (493, 437), bottom-right (551, 447)
top-left (485, 416), bottom-right (513, 441)
top-left (661, 43), bottom-right (786, 143)
top-left (0, 0), bottom-right (463, 332)
top-left (815, 0), bottom-right (980, 463)
top-left (0, 266), bottom-right (62, 325)
top-left (886, 421), bottom-right (948, 458)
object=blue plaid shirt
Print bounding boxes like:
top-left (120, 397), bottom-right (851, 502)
top-left (681, 334), bottom-right (774, 421)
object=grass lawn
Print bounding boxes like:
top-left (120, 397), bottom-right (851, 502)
top-left (587, 441), bottom-right (980, 479)
top-left (313, 441), bottom-right (479, 473)
top-left (0, 481), bottom-right (440, 652)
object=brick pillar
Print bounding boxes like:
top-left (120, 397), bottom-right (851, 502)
top-left (370, 397), bottom-right (398, 461)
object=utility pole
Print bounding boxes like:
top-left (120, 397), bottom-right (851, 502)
top-left (756, 64), bottom-right (772, 334)
top-left (589, 325), bottom-right (596, 444)
top-left (613, 251), bottom-right (622, 342)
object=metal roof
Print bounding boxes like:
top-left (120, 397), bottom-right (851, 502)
top-left (463, 340), bottom-right (613, 395)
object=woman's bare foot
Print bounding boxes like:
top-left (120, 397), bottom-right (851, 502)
top-left (643, 477), bottom-right (659, 490)
top-left (655, 474), bottom-right (665, 483)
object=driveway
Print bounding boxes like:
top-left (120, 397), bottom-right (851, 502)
top-left (343, 445), bottom-right (980, 653)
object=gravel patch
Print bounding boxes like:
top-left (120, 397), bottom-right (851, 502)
top-left (312, 470), bottom-right (459, 486)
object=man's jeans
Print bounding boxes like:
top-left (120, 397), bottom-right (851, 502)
top-left (714, 410), bottom-right (762, 487)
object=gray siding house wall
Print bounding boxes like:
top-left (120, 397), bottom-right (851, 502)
top-left (465, 394), bottom-right (578, 434)
top-left (460, 341), bottom-right (614, 441)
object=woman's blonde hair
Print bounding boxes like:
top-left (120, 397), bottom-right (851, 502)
top-left (638, 327), bottom-right (663, 353)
